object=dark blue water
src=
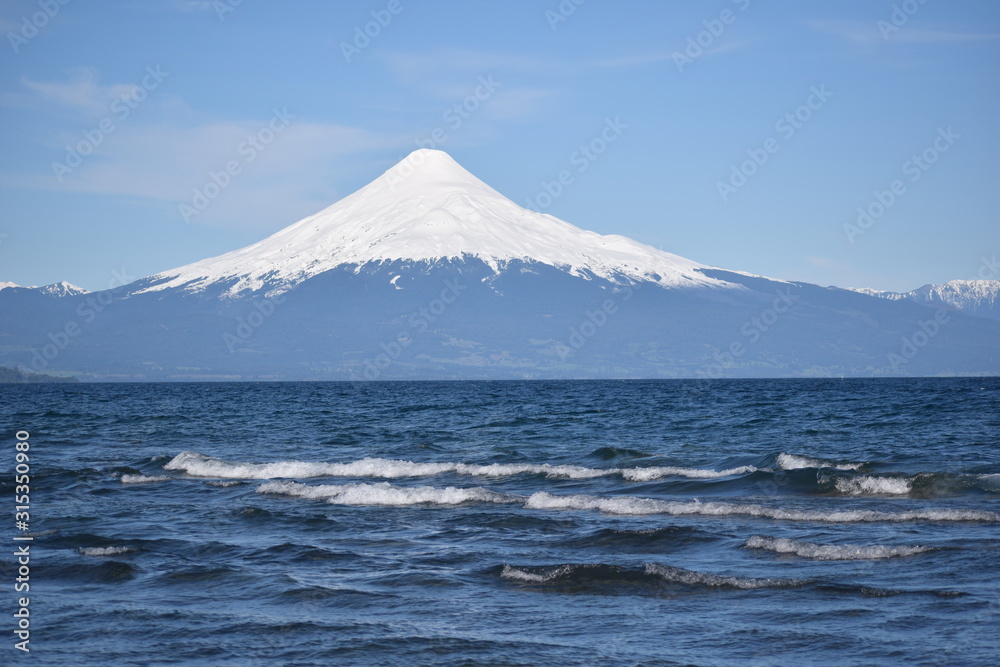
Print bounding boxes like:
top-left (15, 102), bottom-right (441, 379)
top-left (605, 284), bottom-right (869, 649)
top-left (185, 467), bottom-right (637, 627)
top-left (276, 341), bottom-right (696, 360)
top-left (2, 379), bottom-right (999, 665)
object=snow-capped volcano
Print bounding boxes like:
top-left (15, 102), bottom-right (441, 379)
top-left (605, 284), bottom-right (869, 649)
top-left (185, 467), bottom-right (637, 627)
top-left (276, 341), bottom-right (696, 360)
top-left (5, 150), bottom-right (998, 380)
top-left (138, 149), bottom-right (726, 297)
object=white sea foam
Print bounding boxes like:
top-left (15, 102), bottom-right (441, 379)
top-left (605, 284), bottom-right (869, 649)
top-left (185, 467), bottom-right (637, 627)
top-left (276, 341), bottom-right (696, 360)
top-left (525, 492), bottom-right (666, 515)
top-left (166, 451), bottom-right (755, 482)
top-left (644, 563), bottom-right (805, 589)
top-left (776, 453), bottom-right (864, 471)
top-left (121, 474), bottom-right (171, 485)
top-left (619, 465), bottom-right (757, 481)
top-left (501, 564), bottom-right (574, 583)
top-left (79, 546), bottom-right (136, 556)
top-left (524, 491), bottom-right (999, 523)
top-left (254, 476), bottom-right (997, 523)
top-left (257, 480), bottom-right (517, 506)
top-left (834, 475), bottom-right (912, 496)
top-left (743, 535), bottom-right (933, 560)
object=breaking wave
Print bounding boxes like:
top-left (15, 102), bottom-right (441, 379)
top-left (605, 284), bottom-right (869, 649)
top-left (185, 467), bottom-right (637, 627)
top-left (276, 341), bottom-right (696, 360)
top-left (643, 563), bottom-right (807, 590)
top-left (257, 480), bottom-right (517, 506)
top-left (776, 453), bottom-right (864, 471)
top-left (121, 474), bottom-right (171, 485)
top-left (79, 546), bottom-right (137, 557)
top-left (743, 536), bottom-right (934, 560)
top-left (252, 477), bottom-right (998, 523)
top-left (523, 491), bottom-right (999, 523)
top-left (166, 450), bottom-right (756, 482)
top-left (833, 475), bottom-right (913, 496)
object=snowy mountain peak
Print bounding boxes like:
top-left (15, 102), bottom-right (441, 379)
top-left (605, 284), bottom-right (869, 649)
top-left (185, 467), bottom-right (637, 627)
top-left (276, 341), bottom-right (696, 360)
top-left (852, 279), bottom-right (1000, 321)
top-left (38, 281), bottom-right (90, 297)
top-left (0, 281), bottom-right (89, 296)
top-left (381, 148), bottom-right (480, 190)
top-left (137, 150), bottom-right (728, 297)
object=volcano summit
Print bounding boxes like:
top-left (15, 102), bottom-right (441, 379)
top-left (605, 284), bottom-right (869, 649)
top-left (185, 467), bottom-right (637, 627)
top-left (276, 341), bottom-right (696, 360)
top-left (135, 149), bottom-right (729, 298)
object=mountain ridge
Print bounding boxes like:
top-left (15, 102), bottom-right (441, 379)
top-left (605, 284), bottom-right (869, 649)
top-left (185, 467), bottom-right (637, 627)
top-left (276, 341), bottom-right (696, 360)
top-left (0, 281), bottom-right (90, 297)
top-left (851, 279), bottom-right (1000, 321)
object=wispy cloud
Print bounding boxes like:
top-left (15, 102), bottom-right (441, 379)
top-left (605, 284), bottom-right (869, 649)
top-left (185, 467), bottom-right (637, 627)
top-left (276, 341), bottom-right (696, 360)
top-left (1, 52), bottom-right (551, 232)
top-left (376, 49), bottom-right (564, 124)
top-left (808, 19), bottom-right (1000, 47)
top-left (2, 119), bottom-right (400, 233)
top-left (11, 67), bottom-right (143, 117)
top-left (486, 88), bottom-right (558, 121)
top-left (886, 29), bottom-right (1000, 44)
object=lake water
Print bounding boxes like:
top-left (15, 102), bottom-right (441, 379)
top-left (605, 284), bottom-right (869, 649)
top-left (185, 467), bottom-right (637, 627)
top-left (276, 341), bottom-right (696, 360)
top-left (3, 378), bottom-right (998, 665)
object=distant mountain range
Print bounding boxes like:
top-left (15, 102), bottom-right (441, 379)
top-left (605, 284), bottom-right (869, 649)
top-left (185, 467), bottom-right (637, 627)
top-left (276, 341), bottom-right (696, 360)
top-left (1, 150), bottom-right (997, 380)
top-left (1, 281), bottom-right (90, 297)
top-left (851, 280), bottom-right (1000, 321)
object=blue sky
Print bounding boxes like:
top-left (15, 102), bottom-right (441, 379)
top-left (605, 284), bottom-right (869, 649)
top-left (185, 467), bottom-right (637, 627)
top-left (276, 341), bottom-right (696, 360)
top-left (1, 0), bottom-right (997, 293)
